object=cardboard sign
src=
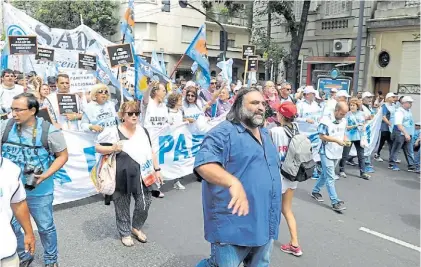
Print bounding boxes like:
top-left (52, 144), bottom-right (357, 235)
top-left (8, 35), bottom-right (37, 55)
top-left (35, 47), bottom-right (54, 61)
top-left (247, 57), bottom-right (259, 72)
top-left (37, 107), bottom-right (53, 124)
top-left (242, 45), bottom-right (256, 60)
top-left (57, 94), bottom-right (78, 114)
top-left (106, 44), bottom-right (134, 68)
top-left (78, 53), bottom-right (97, 71)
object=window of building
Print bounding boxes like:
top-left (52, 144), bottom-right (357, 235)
top-left (206, 30), bottom-right (214, 45)
top-left (182, 25), bottom-right (199, 43)
top-left (405, 0), bottom-right (420, 6)
top-left (323, 0), bottom-right (352, 17)
top-left (227, 33), bottom-right (236, 48)
top-left (293, 1), bottom-right (303, 21)
top-left (138, 22), bottom-right (157, 41)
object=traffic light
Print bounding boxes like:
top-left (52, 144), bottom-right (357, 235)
top-left (220, 30), bottom-right (228, 52)
top-left (179, 0), bottom-right (188, 8)
top-left (162, 0), bottom-right (171, 12)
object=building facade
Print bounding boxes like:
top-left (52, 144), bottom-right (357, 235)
top-left (118, 0), bottom-right (251, 82)
top-left (254, 0), bottom-right (375, 91)
top-left (365, 0), bottom-right (420, 122)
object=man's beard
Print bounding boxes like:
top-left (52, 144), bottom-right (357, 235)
top-left (240, 106), bottom-right (264, 128)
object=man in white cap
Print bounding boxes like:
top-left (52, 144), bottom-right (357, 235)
top-left (360, 92), bottom-right (376, 173)
top-left (374, 92), bottom-right (398, 162)
top-left (389, 96), bottom-right (416, 171)
top-left (296, 86), bottom-right (323, 179)
top-left (322, 90), bottom-right (350, 119)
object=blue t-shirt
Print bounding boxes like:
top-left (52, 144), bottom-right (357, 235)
top-left (345, 111), bottom-right (365, 141)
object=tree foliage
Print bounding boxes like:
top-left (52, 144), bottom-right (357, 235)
top-left (11, 0), bottom-right (120, 38)
top-left (201, 0), bottom-right (244, 16)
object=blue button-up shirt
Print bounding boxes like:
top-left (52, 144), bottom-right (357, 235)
top-left (194, 120), bottom-right (282, 247)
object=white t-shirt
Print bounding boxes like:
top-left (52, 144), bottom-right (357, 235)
top-left (0, 157), bottom-right (26, 260)
top-left (142, 97), bottom-right (169, 128)
top-left (270, 126), bottom-right (299, 193)
top-left (168, 108), bottom-right (184, 125)
top-left (183, 101), bottom-right (205, 121)
top-left (0, 84), bottom-right (24, 114)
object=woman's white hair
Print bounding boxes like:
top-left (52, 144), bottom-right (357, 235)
top-left (90, 83), bottom-right (110, 102)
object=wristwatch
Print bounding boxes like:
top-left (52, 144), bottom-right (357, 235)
top-left (154, 168), bottom-right (161, 172)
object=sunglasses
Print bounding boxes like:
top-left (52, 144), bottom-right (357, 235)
top-left (98, 90), bottom-right (108, 94)
top-left (125, 112), bottom-right (140, 117)
top-left (187, 94), bottom-right (196, 98)
top-left (210, 82), bottom-right (216, 85)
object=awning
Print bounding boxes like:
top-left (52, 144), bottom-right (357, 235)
top-left (304, 56), bottom-right (356, 64)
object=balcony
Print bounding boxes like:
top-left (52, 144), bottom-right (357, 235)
top-left (316, 17), bottom-right (354, 36)
top-left (205, 11), bottom-right (248, 27)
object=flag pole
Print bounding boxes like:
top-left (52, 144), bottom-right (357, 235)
top-left (169, 53), bottom-right (186, 79)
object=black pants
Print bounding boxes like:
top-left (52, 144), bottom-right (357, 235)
top-left (339, 140), bottom-right (366, 175)
top-left (377, 131), bottom-right (392, 157)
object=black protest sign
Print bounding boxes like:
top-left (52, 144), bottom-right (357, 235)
top-left (9, 36), bottom-right (38, 55)
top-left (242, 45), bottom-right (256, 60)
top-left (106, 44), bottom-right (134, 68)
top-left (247, 57), bottom-right (259, 72)
top-left (57, 94), bottom-right (78, 114)
top-left (37, 108), bottom-right (53, 124)
top-left (35, 47), bottom-right (54, 61)
top-left (78, 53), bottom-right (97, 70)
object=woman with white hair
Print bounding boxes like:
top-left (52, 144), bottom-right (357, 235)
top-left (81, 83), bottom-right (118, 133)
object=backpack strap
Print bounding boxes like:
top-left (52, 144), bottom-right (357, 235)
top-left (1, 119), bottom-right (15, 145)
top-left (40, 119), bottom-right (51, 152)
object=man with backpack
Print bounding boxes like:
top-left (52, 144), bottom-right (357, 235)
top-left (311, 102), bottom-right (349, 212)
top-left (1, 93), bottom-right (68, 267)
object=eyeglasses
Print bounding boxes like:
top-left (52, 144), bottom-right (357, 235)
top-left (97, 90), bottom-right (108, 94)
top-left (187, 94), bottom-right (196, 98)
top-left (284, 88), bottom-right (292, 91)
top-left (125, 112), bottom-right (140, 117)
top-left (210, 82), bottom-right (216, 85)
top-left (11, 108), bottom-right (29, 113)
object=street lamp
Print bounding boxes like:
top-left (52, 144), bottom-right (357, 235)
top-left (178, 0), bottom-right (227, 60)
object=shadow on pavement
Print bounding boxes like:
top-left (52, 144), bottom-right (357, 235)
top-left (394, 179), bottom-right (420, 190)
top-left (400, 214), bottom-right (421, 230)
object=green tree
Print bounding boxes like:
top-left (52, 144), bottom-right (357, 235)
top-left (11, 0), bottom-right (119, 38)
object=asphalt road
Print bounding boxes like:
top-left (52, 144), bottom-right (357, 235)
top-left (29, 152), bottom-right (420, 267)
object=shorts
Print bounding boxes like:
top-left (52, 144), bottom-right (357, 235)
top-left (282, 177), bottom-right (298, 194)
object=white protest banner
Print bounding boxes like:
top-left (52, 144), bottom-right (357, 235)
top-left (52, 116), bottom-right (226, 205)
top-left (62, 69), bottom-right (96, 93)
top-left (349, 109), bottom-right (382, 157)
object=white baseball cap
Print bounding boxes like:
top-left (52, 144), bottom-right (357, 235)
top-left (336, 90), bottom-right (350, 98)
top-left (303, 86), bottom-right (316, 94)
top-left (362, 92), bottom-right (374, 99)
top-left (185, 81), bottom-right (196, 88)
top-left (315, 91), bottom-right (321, 100)
top-left (330, 88), bottom-right (338, 93)
top-left (415, 122), bottom-right (421, 126)
top-left (385, 92), bottom-right (397, 99)
top-left (401, 96), bottom-right (414, 103)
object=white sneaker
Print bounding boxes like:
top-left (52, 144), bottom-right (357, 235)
top-left (334, 175), bottom-right (340, 180)
top-left (339, 172), bottom-right (347, 178)
top-left (394, 159), bottom-right (401, 164)
top-left (374, 154), bottom-right (384, 162)
top-left (174, 181), bottom-right (186, 190)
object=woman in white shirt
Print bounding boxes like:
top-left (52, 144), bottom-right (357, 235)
top-left (270, 102), bottom-right (303, 257)
top-left (81, 83), bottom-right (118, 133)
top-left (166, 92), bottom-right (184, 126)
top-left (182, 87), bottom-right (207, 123)
top-left (142, 82), bottom-right (169, 128)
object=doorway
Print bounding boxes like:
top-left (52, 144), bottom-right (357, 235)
top-left (373, 77), bottom-right (391, 95)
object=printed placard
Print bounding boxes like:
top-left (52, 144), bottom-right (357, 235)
top-left (35, 47), bottom-right (54, 61)
top-left (247, 57), bottom-right (259, 72)
top-left (78, 53), bottom-right (97, 70)
top-left (37, 107), bottom-right (53, 124)
top-left (8, 35), bottom-right (37, 55)
top-left (57, 94), bottom-right (78, 114)
top-left (242, 45), bottom-right (256, 59)
top-left (106, 44), bottom-right (134, 68)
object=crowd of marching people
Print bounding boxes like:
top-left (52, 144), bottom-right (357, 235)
top-left (0, 67), bottom-right (419, 267)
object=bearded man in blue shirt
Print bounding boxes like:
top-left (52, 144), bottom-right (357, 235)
top-left (194, 88), bottom-right (282, 267)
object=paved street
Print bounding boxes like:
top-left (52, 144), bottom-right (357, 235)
top-left (30, 152), bottom-right (420, 267)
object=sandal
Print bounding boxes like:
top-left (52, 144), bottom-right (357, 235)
top-left (121, 236), bottom-right (134, 247)
top-left (132, 229), bottom-right (148, 243)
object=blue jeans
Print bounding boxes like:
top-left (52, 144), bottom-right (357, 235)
top-left (196, 240), bottom-right (274, 267)
top-left (312, 154), bottom-right (340, 205)
top-left (12, 194), bottom-right (58, 264)
top-left (389, 133), bottom-right (415, 167)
